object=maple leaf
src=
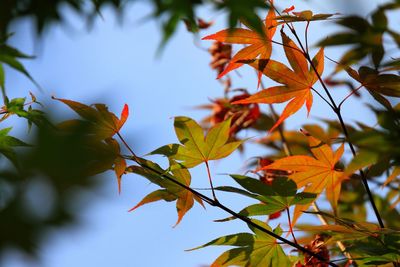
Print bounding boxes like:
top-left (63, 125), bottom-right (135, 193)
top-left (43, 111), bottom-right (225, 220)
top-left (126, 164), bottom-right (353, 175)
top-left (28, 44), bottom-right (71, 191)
top-left (275, 10), bottom-right (337, 24)
top-left (317, 8), bottom-right (397, 68)
top-left (232, 31), bottom-right (324, 132)
top-left (151, 116), bottom-right (243, 169)
top-left (202, 6), bottom-right (277, 85)
top-left (0, 42), bottom-right (39, 88)
top-left (105, 138), bottom-right (127, 194)
top-left (383, 166), bottom-right (400, 188)
top-left (345, 66), bottom-right (400, 110)
top-left (0, 127), bottom-right (29, 169)
top-left (261, 135), bottom-right (345, 225)
top-left (127, 158), bottom-right (204, 226)
top-left (54, 97), bottom-right (129, 193)
top-left (54, 97), bottom-right (129, 140)
top-left (188, 220), bottom-right (291, 267)
top-left (215, 175), bottom-right (315, 222)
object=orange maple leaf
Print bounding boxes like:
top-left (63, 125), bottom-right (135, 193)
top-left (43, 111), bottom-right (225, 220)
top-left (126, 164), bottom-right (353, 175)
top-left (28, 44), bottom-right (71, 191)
top-left (54, 97), bottom-right (129, 193)
top-left (54, 97), bottom-right (129, 139)
top-left (261, 135), bottom-right (346, 225)
top-left (232, 31), bottom-right (324, 132)
top-left (202, 6), bottom-right (277, 86)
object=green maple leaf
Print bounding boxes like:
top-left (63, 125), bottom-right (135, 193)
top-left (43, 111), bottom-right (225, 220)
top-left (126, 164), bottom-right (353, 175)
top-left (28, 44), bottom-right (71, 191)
top-left (0, 127), bottom-right (29, 168)
top-left (151, 116), bottom-right (243, 168)
top-left (127, 158), bottom-right (204, 226)
top-left (215, 175), bottom-right (315, 222)
top-left (188, 220), bottom-right (291, 267)
top-left (0, 42), bottom-right (37, 91)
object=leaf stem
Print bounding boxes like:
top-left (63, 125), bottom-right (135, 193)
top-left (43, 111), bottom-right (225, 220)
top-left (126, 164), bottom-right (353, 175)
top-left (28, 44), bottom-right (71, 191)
top-left (205, 160), bottom-right (218, 201)
top-left (338, 85), bottom-right (363, 109)
top-left (305, 21), bottom-right (310, 55)
top-left (286, 207), bottom-right (298, 244)
top-left (117, 132), bottom-right (139, 159)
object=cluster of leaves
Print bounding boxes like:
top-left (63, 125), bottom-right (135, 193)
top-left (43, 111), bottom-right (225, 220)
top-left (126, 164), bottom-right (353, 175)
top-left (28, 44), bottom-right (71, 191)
top-left (0, 0), bottom-right (124, 37)
top-left (126, 1), bottom-right (400, 266)
top-left (1, 0), bottom-right (400, 266)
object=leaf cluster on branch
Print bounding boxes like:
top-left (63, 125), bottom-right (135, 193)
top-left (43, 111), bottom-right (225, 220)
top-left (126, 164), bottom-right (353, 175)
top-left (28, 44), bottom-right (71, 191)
top-left (1, 0), bottom-right (400, 266)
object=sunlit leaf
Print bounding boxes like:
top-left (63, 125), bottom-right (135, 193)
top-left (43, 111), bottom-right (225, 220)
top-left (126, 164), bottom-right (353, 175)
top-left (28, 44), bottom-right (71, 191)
top-left (54, 97), bottom-right (129, 140)
top-left (261, 135), bottom-right (345, 224)
top-left (150, 116), bottom-right (243, 169)
top-left (233, 31), bottom-right (324, 132)
top-left (189, 221), bottom-right (291, 267)
top-left (203, 7), bottom-right (277, 86)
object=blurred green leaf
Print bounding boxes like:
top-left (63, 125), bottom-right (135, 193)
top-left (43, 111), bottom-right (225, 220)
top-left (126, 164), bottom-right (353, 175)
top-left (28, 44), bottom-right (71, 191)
top-left (0, 116), bottom-right (115, 256)
top-left (0, 127), bottom-right (29, 168)
top-left (318, 10), bottom-right (398, 68)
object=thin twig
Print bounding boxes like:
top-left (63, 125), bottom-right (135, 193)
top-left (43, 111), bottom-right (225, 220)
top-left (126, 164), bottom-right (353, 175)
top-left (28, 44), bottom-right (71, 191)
top-left (311, 87), bottom-right (335, 110)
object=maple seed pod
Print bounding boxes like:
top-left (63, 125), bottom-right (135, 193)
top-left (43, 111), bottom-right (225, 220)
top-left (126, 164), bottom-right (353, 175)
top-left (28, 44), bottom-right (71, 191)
top-left (208, 41), bottom-right (232, 76)
top-left (205, 93), bottom-right (261, 138)
top-left (197, 18), bottom-right (213, 29)
top-left (297, 234), bottom-right (330, 267)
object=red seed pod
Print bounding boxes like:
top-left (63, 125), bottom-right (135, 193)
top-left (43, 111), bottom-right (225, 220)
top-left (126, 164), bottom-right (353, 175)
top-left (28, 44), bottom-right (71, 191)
top-left (208, 42), bottom-right (232, 76)
top-left (204, 93), bottom-right (261, 137)
top-left (298, 235), bottom-right (330, 267)
top-left (197, 18), bottom-right (213, 29)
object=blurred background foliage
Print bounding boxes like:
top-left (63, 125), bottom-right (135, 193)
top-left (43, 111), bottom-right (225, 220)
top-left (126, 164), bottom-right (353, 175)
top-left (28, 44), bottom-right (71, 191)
top-left (0, 0), bottom-right (269, 45)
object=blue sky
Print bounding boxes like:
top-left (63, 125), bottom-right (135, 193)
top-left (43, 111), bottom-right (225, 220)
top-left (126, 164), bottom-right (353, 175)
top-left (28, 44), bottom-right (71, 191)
top-left (1, 0), bottom-right (391, 266)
